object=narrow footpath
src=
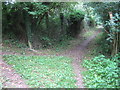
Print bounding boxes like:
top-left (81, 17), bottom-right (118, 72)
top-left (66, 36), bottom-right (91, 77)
top-left (63, 31), bottom-right (100, 88)
top-left (0, 58), bottom-right (28, 88)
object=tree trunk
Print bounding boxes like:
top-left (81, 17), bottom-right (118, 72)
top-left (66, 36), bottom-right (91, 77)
top-left (25, 13), bottom-right (32, 49)
top-left (46, 12), bottom-right (50, 37)
top-left (60, 13), bottom-right (64, 31)
top-left (46, 12), bottom-right (49, 29)
top-left (109, 12), bottom-right (119, 55)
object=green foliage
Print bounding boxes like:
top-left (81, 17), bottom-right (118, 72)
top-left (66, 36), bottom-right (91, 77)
top-left (4, 39), bottom-right (27, 48)
top-left (105, 13), bottom-right (120, 42)
top-left (85, 2), bottom-right (120, 55)
top-left (94, 32), bottom-right (111, 55)
top-left (2, 2), bottom-right (84, 48)
top-left (82, 55), bottom-right (120, 88)
top-left (85, 2), bottom-right (119, 23)
top-left (54, 37), bottom-right (73, 52)
top-left (23, 2), bottom-right (50, 18)
top-left (66, 10), bottom-right (85, 22)
top-left (3, 55), bottom-right (76, 88)
top-left (40, 37), bottom-right (52, 48)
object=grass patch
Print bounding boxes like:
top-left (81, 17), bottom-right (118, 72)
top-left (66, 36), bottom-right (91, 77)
top-left (83, 30), bottom-right (95, 38)
top-left (3, 55), bottom-right (76, 88)
top-left (82, 27), bottom-right (97, 38)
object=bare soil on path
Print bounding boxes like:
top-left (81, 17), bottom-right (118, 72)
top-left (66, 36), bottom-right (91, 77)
top-left (62, 31), bottom-right (100, 88)
top-left (0, 58), bottom-right (28, 88)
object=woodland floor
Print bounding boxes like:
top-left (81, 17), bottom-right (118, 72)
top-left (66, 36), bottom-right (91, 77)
top-left (1, 27), bottom-right (102, 88)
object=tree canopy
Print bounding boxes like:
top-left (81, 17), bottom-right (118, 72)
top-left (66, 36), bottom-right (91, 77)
top-left (2, 2), bottom-right (85, 48)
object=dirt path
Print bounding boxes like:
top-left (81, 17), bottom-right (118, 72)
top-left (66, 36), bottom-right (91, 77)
top-left (0, 59), bottom-right (28, 88)
top-left (63, 31), bottom-right (100, 88)
top-left (1, 30), bottom-right (100, 88)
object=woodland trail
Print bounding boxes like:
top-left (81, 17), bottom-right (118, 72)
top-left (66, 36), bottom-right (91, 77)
top-left (1, 30), bottom-right (100, 88)
top-left (63, 30), bottom-right (100, 88)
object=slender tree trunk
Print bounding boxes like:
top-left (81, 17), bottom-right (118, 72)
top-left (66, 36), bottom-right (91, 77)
top-left (59, 12), bottom-right (65, 39)
top-left (60, 13), bottom-right (64, 31)
top-left (109, 12), bottom-right (119, 55)
top-left (109, 12), bottom-right (115, 55)
top-left (46, 12), bottom-right (49, 29)
top-left (46, 12), bottom-right (50, 37)
top-left (25, 13), bottom-right (32, 50)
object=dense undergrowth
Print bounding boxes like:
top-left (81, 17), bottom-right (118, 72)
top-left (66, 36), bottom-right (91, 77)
top-left (3, 37), bottom-right (74, 54)
top-left (3, 55), bottom-right (76, 88)
top-left (95, 33), bottom-right (111, 56)
top-left (82, 55), bottom-right (120, 88)
top-left (82, 30), bottom-right (120, 88)
top-left (4, 39), bottom-right (27, 49)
